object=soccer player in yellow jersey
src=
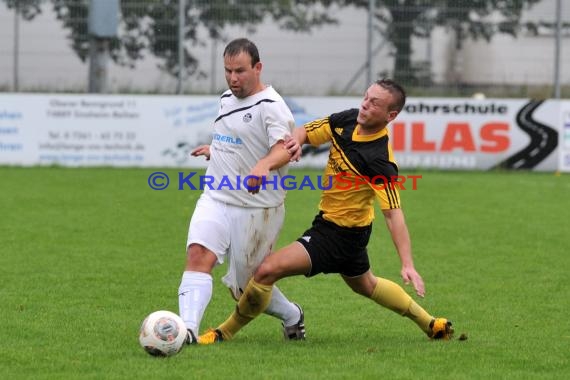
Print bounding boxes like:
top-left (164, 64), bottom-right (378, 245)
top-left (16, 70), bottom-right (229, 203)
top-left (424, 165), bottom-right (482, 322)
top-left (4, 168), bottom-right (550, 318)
top-left (199, 79), bottom-right (453, 343)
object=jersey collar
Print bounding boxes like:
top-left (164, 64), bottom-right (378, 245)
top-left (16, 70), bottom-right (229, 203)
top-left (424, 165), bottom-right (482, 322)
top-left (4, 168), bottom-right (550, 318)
top-left (353, 124), bottom-right (388, 142)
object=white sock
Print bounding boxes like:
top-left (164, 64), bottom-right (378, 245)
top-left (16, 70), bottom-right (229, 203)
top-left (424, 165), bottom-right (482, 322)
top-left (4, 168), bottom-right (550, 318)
top-left (178, 271), bottom-right (213, 336)
top-left (264, 285), bottom-right (301, 327)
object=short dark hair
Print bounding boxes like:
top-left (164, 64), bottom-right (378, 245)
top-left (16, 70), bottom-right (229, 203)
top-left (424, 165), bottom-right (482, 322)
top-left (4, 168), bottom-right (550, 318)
top-left (375, 79), bottom-right (406, 113)
top-left (223, 38), bottom-right (260, 67)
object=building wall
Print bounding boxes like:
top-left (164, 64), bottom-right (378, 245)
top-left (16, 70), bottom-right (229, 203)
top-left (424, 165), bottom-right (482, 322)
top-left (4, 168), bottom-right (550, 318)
top-left (0, 1), bottom-right (568, 95)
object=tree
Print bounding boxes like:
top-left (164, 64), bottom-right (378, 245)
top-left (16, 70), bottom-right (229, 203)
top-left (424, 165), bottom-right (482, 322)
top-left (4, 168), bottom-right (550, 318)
top-left (3, 0), bottom-right (336, 81)
top-left (323, 0), bottom-right (543, 85)
top-left (3, 0), bottom-right (43, 20)
top-left (4, 0), bottom-right (546, 86)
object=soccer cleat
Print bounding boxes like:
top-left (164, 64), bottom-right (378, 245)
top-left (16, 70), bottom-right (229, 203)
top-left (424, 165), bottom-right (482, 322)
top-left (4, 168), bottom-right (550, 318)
top-left (283, 303), bottom-right (306, 340)
top-left (428, 318), bottom-right (454, 340)
top-left (185, 329), bottom-right (197, 345)
top-left (198, 328), bottom-right (224, 345)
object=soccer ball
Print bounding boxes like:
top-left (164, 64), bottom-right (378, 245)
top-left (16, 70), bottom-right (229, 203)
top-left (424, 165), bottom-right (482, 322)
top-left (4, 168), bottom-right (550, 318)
top-left (139, 310), bottom-right (188, 357)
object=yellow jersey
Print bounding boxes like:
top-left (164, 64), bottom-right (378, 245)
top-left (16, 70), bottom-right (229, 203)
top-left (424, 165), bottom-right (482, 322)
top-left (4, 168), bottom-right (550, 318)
top-left (304, 108), bottom-right (401, 227)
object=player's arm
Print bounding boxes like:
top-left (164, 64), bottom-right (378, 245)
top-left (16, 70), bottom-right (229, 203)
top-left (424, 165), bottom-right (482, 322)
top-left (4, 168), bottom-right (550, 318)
top-left (292, 126), bottom-right (309, 145)
top-left (246, 140), bottom-right (290, 194)
top-left (284, 127), bottom-right (308, 161)
top-left (382, 208), bottom-right (426, 297)
top-left (286, 117), bottom-right (333, 162)
top-left (287, 111), bottom-right (343, 157)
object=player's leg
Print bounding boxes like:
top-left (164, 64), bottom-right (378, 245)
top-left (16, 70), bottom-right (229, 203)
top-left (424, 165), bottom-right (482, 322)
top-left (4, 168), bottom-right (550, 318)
top-left (222, 204), bottom-right (304, 338)
top-left (178, 195), bottom-right (230, 341)
top-left (264, 286), bottom-right (305, 340)
top-left (342, 271), bottom-right (453, 339)
top-left (258, 206), bottom-right (304, 337)
top-left (178, 244), bottom-right (217, 342)
top-left (213, 241), bottom-right (311, 341)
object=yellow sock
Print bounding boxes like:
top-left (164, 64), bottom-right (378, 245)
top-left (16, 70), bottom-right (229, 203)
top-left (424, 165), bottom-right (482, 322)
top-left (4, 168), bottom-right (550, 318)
top-left (371, 277), bottom-right (433, 334)
top-left (218, 278), bottom-right (273, 340)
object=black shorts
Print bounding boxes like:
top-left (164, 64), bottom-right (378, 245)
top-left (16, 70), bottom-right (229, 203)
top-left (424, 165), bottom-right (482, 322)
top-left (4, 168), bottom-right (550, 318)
top-left (297, 213), bottom-right (372, 277)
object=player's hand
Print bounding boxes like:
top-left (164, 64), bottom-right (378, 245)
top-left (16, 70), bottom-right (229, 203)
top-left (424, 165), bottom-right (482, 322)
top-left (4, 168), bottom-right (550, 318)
top-left (284, 136), bottom-right (302, 162)
top-left (191, 145), bottom-right (211, 160)
top-left (245, 175), bottom-right (262, 194)
top-left (401, 266), bottom-right (425, 297)
top-left (246, 163), bottom-right (270, 194)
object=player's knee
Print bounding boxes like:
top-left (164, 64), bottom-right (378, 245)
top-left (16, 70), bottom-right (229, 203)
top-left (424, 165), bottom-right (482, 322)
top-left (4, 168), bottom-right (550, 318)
top-left (185, 244), bottom-right (216, 272)
top-left (344, 274), bottom-right (376, 297)
top-left (349, 285), bottom-right (372, 297)
top-left (254, 260), bottom-right (279, 285)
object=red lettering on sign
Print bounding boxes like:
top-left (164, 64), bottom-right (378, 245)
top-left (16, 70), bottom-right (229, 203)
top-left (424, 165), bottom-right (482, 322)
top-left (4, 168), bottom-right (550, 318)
top-left (480, 123), bottom-right (509, 152)
top-left (390, 121), bottom-right (510, 153)
top-left (441, 123), bottom-right (475, 152)
top-left (411, 122), bottom-right (436, 151)
top-left (392, 122), bottom-right (405, 151)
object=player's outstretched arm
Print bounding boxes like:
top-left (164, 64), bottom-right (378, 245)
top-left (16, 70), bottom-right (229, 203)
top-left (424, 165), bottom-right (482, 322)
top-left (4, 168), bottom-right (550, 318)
top-left (284, 127), bottom-right (308, 162)
top-left (382, 208), bottom-right (426, 297)
top-left (246, 140), bottom-right (291, 194)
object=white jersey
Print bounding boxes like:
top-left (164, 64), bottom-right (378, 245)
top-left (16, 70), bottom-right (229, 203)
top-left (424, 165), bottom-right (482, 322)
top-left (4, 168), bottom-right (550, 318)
top-left (205, 86), bottom-right (295, 207)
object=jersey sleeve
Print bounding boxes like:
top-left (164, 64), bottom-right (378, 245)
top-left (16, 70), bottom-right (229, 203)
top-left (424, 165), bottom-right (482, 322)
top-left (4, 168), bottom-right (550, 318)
top-left (368, 159), bottom-right (401, 210)
top-left (304, 117), bottom-right (333, 146)
top-left (262, 100), bottom-right (296, 148)
top-left (373, 183), bottom-right (401, 210)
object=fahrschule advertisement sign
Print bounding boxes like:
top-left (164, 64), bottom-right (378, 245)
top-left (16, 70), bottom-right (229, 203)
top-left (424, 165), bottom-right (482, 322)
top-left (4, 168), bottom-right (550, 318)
top-left (0, 93), bottom-right (566, 171)
top-left (293, 97), bottom-right (562, 172)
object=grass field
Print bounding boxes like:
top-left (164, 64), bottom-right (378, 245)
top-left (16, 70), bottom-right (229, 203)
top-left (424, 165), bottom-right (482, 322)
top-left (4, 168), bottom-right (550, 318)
top-left (1, 167), bottom-right (569, 379)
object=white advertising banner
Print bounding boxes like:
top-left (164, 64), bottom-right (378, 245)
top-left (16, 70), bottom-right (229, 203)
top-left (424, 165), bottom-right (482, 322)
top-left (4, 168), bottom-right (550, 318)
top-left (0, 93), bottom-right (219, 168)
top-left (559, 102), bottom-right (570, 172)
top-left (293, 97), bottom-right (562, 171)
top-left (0, 94), bottom-right (566, 171)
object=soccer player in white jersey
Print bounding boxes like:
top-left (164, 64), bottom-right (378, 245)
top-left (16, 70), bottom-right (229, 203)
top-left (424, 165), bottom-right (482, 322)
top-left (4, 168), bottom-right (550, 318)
top-left (178, 38), bottom-right (305, 344)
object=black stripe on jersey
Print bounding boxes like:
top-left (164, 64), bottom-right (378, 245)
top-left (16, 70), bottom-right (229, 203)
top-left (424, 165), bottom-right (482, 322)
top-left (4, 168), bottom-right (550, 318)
top-left (220, 93), bottom-right (232, 99)
top-left (215, 98), bottom-right (276, 123)
top-left (329, 110), bottom-right (398, 178)
top-left (327, 109), bottom-right (400, 209)
top-left (330, 137), bottom-right (361, 176)
top-left (385, 182), bottom-right (399, 209)
top-left (304, 118), bottom-right (328, 133)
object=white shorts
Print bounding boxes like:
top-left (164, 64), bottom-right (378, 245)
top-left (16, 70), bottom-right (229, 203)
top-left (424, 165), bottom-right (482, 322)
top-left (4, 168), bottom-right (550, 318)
top-left (187, 193), bottom-right (285, 299)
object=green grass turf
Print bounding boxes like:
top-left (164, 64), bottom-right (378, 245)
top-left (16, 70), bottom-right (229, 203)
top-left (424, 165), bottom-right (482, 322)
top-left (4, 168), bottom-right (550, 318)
top-left (0, 167), bottom-right (569, 379)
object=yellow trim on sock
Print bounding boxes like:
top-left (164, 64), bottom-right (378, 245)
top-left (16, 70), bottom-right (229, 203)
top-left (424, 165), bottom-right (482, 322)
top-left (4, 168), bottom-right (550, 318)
top-left (218, 279), bottom-right (273, 339)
